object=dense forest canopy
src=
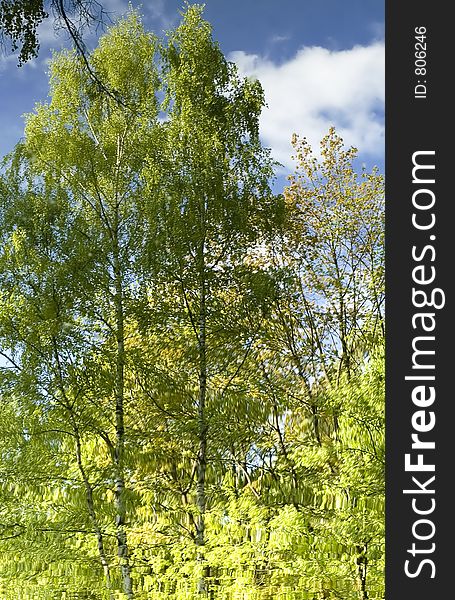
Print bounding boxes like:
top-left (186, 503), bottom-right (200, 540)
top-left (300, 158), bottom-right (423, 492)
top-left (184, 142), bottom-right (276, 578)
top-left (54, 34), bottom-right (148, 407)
top-left (0, 5), bottom-right (384, 599)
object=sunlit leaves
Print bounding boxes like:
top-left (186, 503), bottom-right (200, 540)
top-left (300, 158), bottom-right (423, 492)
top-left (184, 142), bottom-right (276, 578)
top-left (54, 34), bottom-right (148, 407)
top-left (0, 6), bottom-right (384, 599)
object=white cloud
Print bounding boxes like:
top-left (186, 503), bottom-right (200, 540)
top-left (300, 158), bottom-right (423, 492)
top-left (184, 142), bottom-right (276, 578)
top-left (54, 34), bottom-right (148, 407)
top-left (101, 0), bottom-right (129, 12)
top-left (142, 0), bottom-right (177, 31)
top-left (102, 0), bottom-right (176, 31)
top-left (36, 17), bottom-right (63, 46)
top-left (270, 34), bottom-right (291, 44)
top-left (35, 0), bottom-right (130, 52)
top-left (0, 53), bottom-right (18, 72)
top-left (368, 21), bottom-right (385, 42)
top-left (0, 51), bottom-right (38, 73)
top-left (229, 42), bottom-right (384, 170)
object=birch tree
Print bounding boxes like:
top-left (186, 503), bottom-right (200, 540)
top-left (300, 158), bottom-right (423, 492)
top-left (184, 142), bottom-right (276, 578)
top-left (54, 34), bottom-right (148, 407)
top-left (1, 13), bottom-right (160, 598)
top-left (143, 5), bottom-right (275, 594)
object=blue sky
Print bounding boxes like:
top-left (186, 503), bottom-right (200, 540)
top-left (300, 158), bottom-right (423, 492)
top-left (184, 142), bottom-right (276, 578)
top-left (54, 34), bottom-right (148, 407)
top-left (0, 0), bottom-right (384, 182)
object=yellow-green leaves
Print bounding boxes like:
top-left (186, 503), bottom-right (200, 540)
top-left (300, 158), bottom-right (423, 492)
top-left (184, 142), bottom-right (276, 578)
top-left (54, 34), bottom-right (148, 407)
top-left (0, 6), bottom-right (384, 599)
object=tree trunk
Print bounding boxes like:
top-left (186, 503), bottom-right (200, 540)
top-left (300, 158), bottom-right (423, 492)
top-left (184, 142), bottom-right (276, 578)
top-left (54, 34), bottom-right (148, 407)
top-left (113, 244), bottom-right (134, 599)
top-left (74, 427), bottom-right (114, 599)
top-left (196, 239), bottom-right (208, 596)
top-left (53, 336), bottom-right (115, 598)
top-left (356, 543), bottom-right (368, 600)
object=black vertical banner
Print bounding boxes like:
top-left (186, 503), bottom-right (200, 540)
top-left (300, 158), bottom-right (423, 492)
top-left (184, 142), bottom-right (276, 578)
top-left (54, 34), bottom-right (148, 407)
top-left (386, 2), bottom-right (451, 598)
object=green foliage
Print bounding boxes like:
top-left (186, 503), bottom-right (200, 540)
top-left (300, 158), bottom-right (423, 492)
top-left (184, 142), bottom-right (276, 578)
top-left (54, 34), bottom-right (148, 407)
top-left (0, 5), bottom-right (384, 599)
top-left (0, 0), bottom-right (47, 63)
top-left (0, 0), bottom-right (107, 65)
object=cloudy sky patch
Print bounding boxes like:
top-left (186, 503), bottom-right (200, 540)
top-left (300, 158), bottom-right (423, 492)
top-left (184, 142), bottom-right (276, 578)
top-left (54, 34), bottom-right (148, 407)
top-left (0, 1), bottom-right (384, 174)
top-left (230, 42), bottom-right (384, 170)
